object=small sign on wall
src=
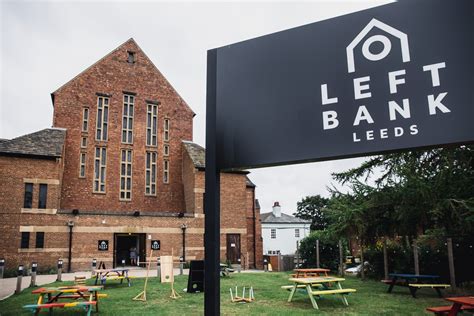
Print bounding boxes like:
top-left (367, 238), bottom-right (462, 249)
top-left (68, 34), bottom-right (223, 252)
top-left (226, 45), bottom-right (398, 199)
top-left (151, 240), bottom-right (161, 250)
top-left (98, 240), bottom-right (109, 251)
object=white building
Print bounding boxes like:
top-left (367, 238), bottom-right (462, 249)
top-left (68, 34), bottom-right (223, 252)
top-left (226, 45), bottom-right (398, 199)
top-left (261, 202), bottom-right (311, 255)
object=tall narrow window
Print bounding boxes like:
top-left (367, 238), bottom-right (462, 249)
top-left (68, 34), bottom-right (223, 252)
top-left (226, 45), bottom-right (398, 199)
top-left (145, 152), bottom-right (157, 195)
top-left (93, 147), bottom-right (107, 193)
top-left (120, 149), bottom-right (132, 200)
top-left (20, 232), bottom-right (30, 248)
top-left (24, 183), bottom-right (33, 208)
top-left (79, 152), bottom-right (86, 178)
top-left (96, 96), bottom-right (109, 141)
top-left (82, 108), bottom-right (89, 132)
top-left (146, 104), bottom-right (158, 146)
top-left (35, 232), bottom-right (45, 248)
top-left (163, 160), bottom-right (169, 184)
top-left (81, 137), bottom-right (87, 148)
top-left (38, 184), bottom-right (47, 209)
top-left (127, 51), bottom-right (135, 63)
top-left (295, 229), bottom-right (300, 238)
top-left (122, 95), bottom-right (134, 144)
top-left (271, 229), bottom-right (276, 239)
top-left (163, 118), bottom-right (170, 142)
top-left (163, 144), bottom-right (169, 156)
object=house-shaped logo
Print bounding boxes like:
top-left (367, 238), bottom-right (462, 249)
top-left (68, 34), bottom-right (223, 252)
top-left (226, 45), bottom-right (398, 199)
top-left (346, 18), bottom-right (410, 73)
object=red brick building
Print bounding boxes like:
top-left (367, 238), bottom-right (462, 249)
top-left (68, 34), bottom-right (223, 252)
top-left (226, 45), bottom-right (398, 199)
top-left (0, 39), bottom-right (263, 272)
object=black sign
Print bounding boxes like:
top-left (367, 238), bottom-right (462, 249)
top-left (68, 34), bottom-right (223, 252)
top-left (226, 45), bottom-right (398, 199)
top-left (151, 240), bottom-right (161, 250)
top-left (187, 260), bottom-right (204, 293)
top-left (98, 240), bottom-right (109, 251)
top-left (213, 0), bottom-right (474, 170)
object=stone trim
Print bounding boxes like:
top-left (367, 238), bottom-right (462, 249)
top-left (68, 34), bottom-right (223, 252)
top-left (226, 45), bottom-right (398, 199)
top-left (19, 225), bottom-right (246, 235)
top-left (145, 99), bottom-right (160, 105)
top-left (18, 248), bottom-right (68, 253)
top-left (194, 214), bottom-right (205, 218)
top-left (23, 178), bottom-right (60, 185)
top-left (193, 188), bottom-right (205, 193)
top-left (21, 208), bottom-right (58, 215)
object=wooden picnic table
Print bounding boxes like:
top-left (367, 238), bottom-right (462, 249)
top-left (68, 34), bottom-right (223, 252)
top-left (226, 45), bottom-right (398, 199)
top-left (293, 268), bottom-right (330, 278)
top-left (385, 273), bottom-right (449, 298)
top-left (287, 276), bottom-right (356, 309)
top-left (93, 268), bottom-right (132, 287)
top-left (427, 296), bottom-right (474, 315)
top-left (23, 285), bottom-right (105, 316)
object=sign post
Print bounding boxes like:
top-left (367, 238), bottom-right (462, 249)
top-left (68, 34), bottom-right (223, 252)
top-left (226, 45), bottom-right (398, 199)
top-left (204, 0), bottom-right (473, 314)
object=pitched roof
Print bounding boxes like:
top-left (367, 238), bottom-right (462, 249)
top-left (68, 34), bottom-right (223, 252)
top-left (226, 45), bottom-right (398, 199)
top-left (260, 212), bottom-right (311, 224)
top-left (182, 141), bottom-right (205, 169)
top-left (0, 128), bottom-right (66, 158)
top-left (51, 38), bottom-right (194, 116)
top-left (246, 176), bottom-right (256, 188)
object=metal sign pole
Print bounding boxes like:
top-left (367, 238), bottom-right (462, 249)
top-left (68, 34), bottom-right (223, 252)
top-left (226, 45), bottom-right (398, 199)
top-left (204, 48), bottom-right (220, 316)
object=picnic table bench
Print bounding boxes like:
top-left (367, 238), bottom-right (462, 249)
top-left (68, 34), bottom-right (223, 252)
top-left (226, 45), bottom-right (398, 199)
top-left (23, 285), bottom-right (105, 316)
top-left (93, 268), bottom-right (133, 287)
top-left (291, 268), bottom-right (330, 278)
top-left (385, 273), bottom-right (449, 298)
top-left (220, 263), bottom-right (234, 277)
top-left (427, 296), bottom-right (474, 316)
top-left (286, 277), bottom-right (356, 309)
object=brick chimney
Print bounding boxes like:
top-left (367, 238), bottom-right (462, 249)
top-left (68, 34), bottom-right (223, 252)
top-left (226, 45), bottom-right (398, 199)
top-left (272, 201), bottom-right (281, 217)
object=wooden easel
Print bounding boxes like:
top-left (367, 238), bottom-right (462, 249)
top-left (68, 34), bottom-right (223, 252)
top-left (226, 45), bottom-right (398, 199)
top-left (169, 249), bottom-right (181, 299)
top-left (230, 286), bottom-right (255, 303)
top-left (133, 249), bottom-right (153, 302)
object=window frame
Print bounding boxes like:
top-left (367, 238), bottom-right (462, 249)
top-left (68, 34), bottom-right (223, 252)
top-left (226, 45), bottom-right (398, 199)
top-left (163, 144), bottom-right (169, 156)
top-left (295, 228), bottom-right (300, 238)
top-left (163, 159), bottom-right (170, 184)
top-left (35, 232), bottom-right (45, 248)
top-left (24, 183), bottom-right (33, 208)
top-left (82, 108), bottom-right (89, 132)
top-left (81, 137), bottom-right (87, 148)
top-left (95, 96), bottom-right (109, 141)
top-left (79, 152), bottom-right (86, 178)
top-left (163, 118), bottom-right (170, 142)
top-left (121, 95), bottom-right (134, 144)
top-left (119, 149), bottom-right (133, 201)
top-left (270, 228), bottom-right (276, 239)
top-left (146, 103), bottom-right (158, 146)
top-left (93, 147), bottom-right (107, 193)
top-left (145, 151), bottom-right (157, 196)
top-left (38, 184), bottom-right (47, 209)
top-left (20, 232), bottom-right (30, 249)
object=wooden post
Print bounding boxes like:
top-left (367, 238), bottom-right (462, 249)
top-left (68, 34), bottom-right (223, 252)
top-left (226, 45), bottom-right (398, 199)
top-left (447, 238), bottom-right (456, 289)
top-left (413, 241), bottom-right (420, 275)
top-left (383, 239), bottom-right (389, 280)
top-left (338, 240), bottom-right (344, 276)
top-left (316, 240), bottom-right (320, 268)
top-left (360, 242), bottom-right (365, 280)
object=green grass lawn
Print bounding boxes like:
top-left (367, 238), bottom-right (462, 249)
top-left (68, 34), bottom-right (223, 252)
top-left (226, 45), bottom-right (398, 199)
top-left (0, 272), bottom-right (471, 315)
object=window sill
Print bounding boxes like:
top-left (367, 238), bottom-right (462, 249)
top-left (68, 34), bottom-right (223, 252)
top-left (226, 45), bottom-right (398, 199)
top-left (21, 208), bottom-right (57, 215)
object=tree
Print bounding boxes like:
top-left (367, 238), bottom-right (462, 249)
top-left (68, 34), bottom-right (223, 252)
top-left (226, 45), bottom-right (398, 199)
top-left (293, 195), bottom-right (330, 231)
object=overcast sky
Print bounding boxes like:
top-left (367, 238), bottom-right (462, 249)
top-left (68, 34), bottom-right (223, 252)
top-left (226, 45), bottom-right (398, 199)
top-left (0, 0), bottom-right (392, 215)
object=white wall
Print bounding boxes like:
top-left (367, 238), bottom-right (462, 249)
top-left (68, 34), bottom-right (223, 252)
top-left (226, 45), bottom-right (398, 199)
top-left (262, 223), bottom-right (310, 255)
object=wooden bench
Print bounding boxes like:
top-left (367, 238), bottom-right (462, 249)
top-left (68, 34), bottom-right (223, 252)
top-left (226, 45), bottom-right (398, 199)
top-left (281, 284), bottom-right (323, 291)
top-left (427, 305), bottom-right (474, 315)
top-left (74, 276), bottom-right (87, 285)
top-left (23, 301), bottom-right (96, 315)
top-left (311, 288), bottom-right (357, 296)
top-left (408, 283), bottom-right (450, 298)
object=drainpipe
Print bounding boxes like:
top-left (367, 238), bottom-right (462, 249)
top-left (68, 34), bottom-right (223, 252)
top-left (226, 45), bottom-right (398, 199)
top-left (252, 191), bottom-right (257, 269)
top-left (67, 220), bottom-right (74, 273)
top-left (181, 223), bottom-right (187, 262)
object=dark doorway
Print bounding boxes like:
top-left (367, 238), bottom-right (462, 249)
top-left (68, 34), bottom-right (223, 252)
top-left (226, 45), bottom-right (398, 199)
top-left (226, 234), bottom-right (241, 264)
top-left (114, 233), bottom-right (146, 267)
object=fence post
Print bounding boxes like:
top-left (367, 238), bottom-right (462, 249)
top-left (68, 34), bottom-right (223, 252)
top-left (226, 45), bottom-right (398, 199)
top-left (413, 241), bottom-right (420, 275)
top-left (30, 262), bottom-right (38, 287)
top-left (237, 257), bottom-right (241, 273)
top-left (157, 257), bottom-right (161, 278)
top-left (0, 258), bottom-right (4, 279)
top-left (383, 239), bottom-right (389, 280)
top-left (56, 259), bottom-right (63, 282)
top-left (316, 240), bottom-right (320, 268)
top-left (447, 238), bottom-right (456, 289)
top-left (339, 240), bottom-right (344, 276)
top-left (15, 265), bottom-right (24, 294)
top-left (179, 256), bottom-right (184, 275)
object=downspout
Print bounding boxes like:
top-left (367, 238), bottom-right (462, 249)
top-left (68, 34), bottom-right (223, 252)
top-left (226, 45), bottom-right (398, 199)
top-left (252, 191), bottom-right (257, 269)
